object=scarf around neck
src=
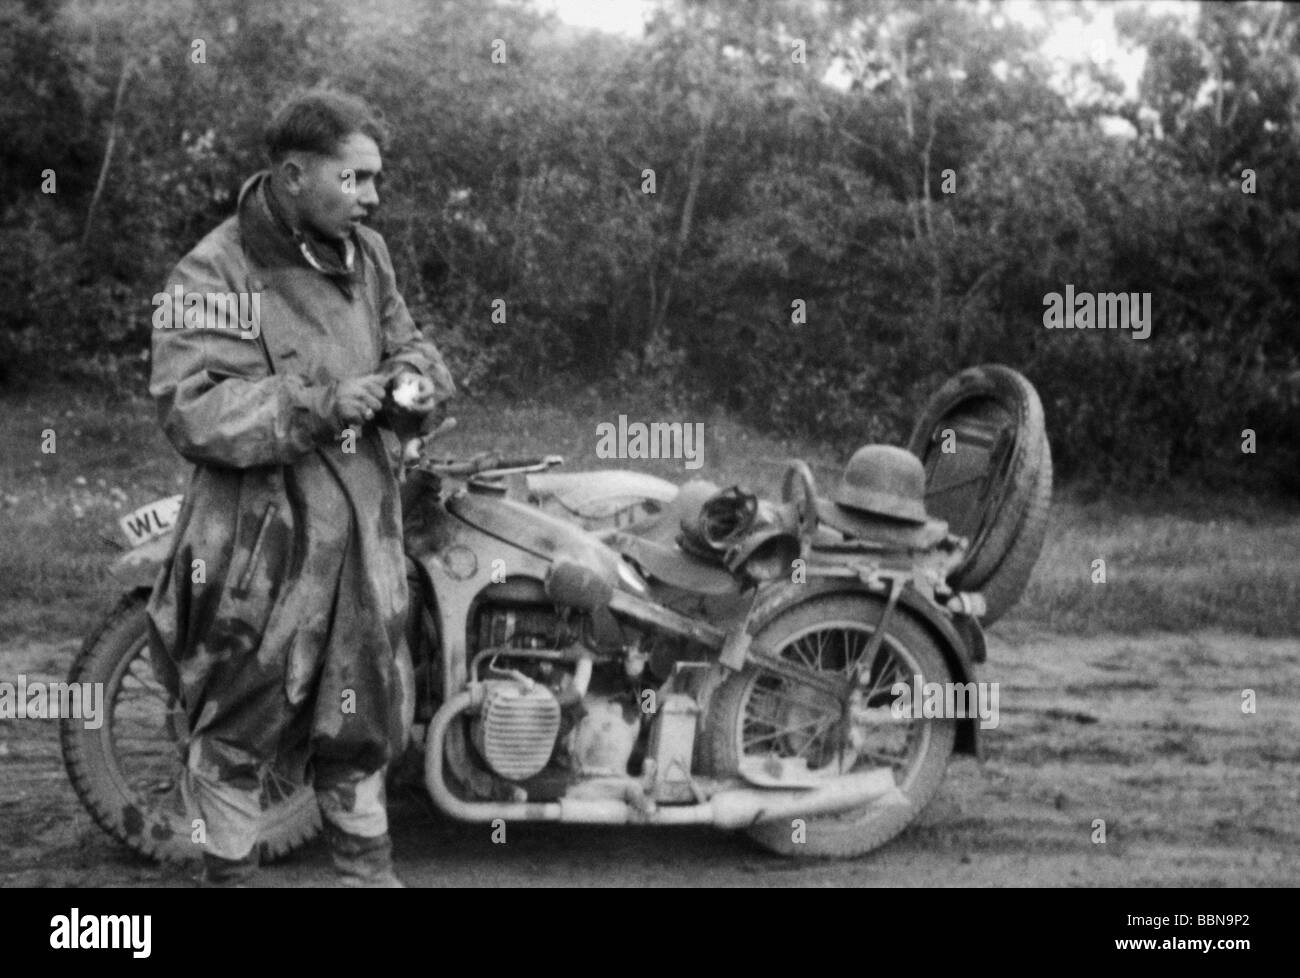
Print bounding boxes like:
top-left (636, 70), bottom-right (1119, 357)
top-left (237, 170), bottom-right (363, 299)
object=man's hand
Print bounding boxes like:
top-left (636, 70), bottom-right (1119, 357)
top-left (335, 374), bottom-right (388, 427)
top-left (390, 371), bottom-right (447, 414)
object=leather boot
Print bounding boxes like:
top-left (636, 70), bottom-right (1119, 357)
top-left (197, 848), bottom-right (260, 888)
top-left (325, 824), bottom-right (405, 888)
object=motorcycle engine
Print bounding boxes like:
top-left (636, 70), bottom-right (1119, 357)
top-left (468, 604), bottom-right (651, 785)
top-left (472, 680), bottom-right (561, 781)
top-left (565, 697), bottom-right (641, 776)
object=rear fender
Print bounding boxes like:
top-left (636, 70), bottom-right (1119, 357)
top-left (747, 580), bottom-right (983, 758)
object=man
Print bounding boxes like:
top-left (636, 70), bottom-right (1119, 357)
top-left (145, 90), bottom-right (454, 887)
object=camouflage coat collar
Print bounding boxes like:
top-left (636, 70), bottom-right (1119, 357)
top-left (236, 171), bottom-right (362, 298)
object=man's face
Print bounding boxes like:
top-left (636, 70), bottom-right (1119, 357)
top-left (289, 132), bottom-right (383, 241)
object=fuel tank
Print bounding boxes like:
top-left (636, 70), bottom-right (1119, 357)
top-left (525, 469), bottom-right (678, 530)
top-left (446, 489), bottom-right (623, 577)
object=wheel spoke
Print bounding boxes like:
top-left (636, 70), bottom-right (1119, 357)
top-left (788, 637), bottom-right (816, 670)
top-left (839, 630), bottom-right (857, 674)
top-left (744, 712), bottom-right (827, 740)
top-left (102, 649), bottom-right (188, 790)
top-left (118, 685), bottom-right (170, 707)
top-left (118, 669), bottom-right (172, 710)
top-left (121, 755), bottom-right (183, 770)
top-left (862, 651), bottom-right (906, 701)
top-left (807, 717), bottom-right (843, 755)
top-left (749, 683), bottom-right (834, 711)
top-left (839, 629), bottom-right (861, 671)
top-left (112, 712), bottom-right (172, 734)
top-left (858, 747), bottom-right (908, 767)
top-left (743, 714), bottom-right (834, 747)
top-left (736, 611), bottom-right (946, 799)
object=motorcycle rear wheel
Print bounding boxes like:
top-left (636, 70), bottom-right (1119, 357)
top-left (700, 594), bottom-right (956, 858)
top-left (59, 592), bottom-right (320, 864)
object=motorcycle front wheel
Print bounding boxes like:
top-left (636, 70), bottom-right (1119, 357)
top-left (59, 592), bottom-right (320, 864)
top-left (700, 593), bottom-right (957, 858)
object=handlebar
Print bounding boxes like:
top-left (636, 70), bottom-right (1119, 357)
top-left (414, 451), bottom-right (565, 478)
top-left (400, 415), bottom-right (562, 477)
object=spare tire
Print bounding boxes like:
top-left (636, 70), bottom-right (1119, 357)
top-left (906, 365), bottom-right (1051, 626)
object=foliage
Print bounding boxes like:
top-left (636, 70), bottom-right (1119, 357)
top-left (2, 0), bottom-right (1297, 490)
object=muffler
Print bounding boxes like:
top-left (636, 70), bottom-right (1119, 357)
top-left (424, 691), bottom-right (903, 827)
top-left (708, 770), bottom-right (904, 828)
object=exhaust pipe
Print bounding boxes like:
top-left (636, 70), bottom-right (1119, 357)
top-left (424, 691), bottom-right (903, 827)
top-left (707, 771), bottom-right (905, 828)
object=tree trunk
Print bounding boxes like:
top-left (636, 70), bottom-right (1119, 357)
top-left (649, 113), bottom-right (710, 347)
top-left (921, 108), bottom-right (953, 357)
top-left (81, 58), bottom-right (132, 251)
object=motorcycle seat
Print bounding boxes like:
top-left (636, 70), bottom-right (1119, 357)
top-left (616, 479), bottom-right (720, 547)
top-left (606, 531), bottom-right (742, 596)
top-left (603, 480), bottom-right (741, 594)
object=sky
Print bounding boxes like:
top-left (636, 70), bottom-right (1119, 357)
top-left (546, 0), bottom-right (653, 36)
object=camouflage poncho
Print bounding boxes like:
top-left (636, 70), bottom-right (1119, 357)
top-left (145, 173), bottom-right (451, 849)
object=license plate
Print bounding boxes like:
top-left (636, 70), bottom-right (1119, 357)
top-left (119, 495), bottom-right (183, 548)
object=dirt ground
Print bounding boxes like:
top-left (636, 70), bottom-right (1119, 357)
top-left (2, 625), bottom-right (1296, 888)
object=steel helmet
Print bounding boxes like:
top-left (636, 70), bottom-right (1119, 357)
top-left (832, 445), bottom-right (928, 524)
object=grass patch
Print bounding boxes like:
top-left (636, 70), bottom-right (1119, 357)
top-left (0, 382), bottom-right (184, 640)
top-left (2, 378), bottom-right (1296, 642)
top-left (1019, 489), bottom-right (1300, 636)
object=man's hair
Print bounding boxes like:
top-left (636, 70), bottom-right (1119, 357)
top-left (264, 90), bottom-right (390, 162)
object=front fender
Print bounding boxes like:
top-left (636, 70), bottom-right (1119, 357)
top-left (748, 579), bottom-right (984, 759)
top-left (108, 533), bottom-right (174, 592)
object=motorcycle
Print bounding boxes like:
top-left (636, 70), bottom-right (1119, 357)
top-left (60, 364), bottom-right (1051, 861)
